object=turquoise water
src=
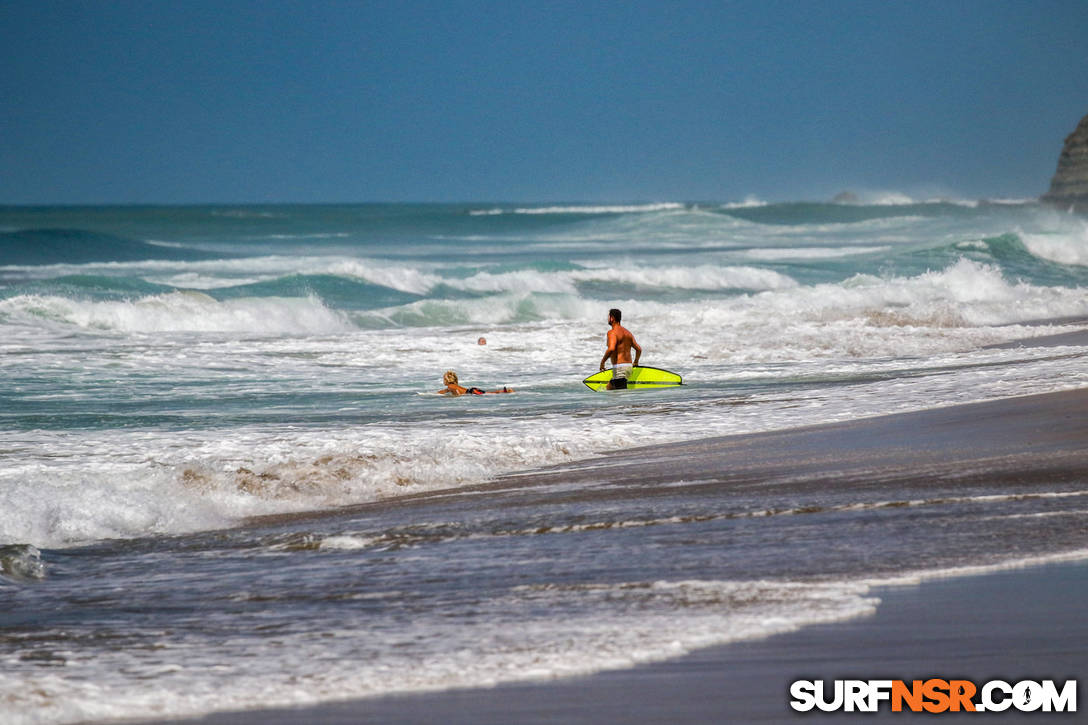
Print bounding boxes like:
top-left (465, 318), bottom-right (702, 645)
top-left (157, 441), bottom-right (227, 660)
top-left (3, 199), bottom-right (1088, 542)
top-left (2, 200), bottom-right (1088, 722)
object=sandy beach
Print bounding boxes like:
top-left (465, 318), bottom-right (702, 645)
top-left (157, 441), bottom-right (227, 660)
top-left (150, 387), bottom-right (1088, 725)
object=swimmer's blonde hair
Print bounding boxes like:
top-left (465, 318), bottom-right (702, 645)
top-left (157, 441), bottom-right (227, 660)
top-left (443, 370), bottom-right (458, 385)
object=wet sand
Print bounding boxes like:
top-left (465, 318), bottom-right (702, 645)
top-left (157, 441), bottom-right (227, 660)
top-left (163, 561), bottom-right (1088, 724)
top-left (492, 387), bottom-right (1088, 502)
top-left (986, 328), bottom-right (1088, 349)
top-left (141, 388), bottom-right (1088, 724)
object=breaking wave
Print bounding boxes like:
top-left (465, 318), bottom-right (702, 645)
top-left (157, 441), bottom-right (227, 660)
top-left (469, 203), bottom-right (685, 216)
top-left (0, 291), bottom-right (351, 335)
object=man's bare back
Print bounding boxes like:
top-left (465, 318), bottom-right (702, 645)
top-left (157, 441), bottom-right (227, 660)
top-left (602, 324), bottom-right (639, 367)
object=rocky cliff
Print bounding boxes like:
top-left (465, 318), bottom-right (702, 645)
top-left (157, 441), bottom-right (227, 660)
top-left (1041, 113), bottom-right (1088, 212)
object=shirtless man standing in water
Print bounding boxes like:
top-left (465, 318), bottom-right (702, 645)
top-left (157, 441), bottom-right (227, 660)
top-left (599, 308), bottom-right (642, 390)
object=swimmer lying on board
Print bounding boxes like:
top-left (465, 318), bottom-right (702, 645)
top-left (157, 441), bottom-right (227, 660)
top-left (438, 370), bottom-right (513, 396)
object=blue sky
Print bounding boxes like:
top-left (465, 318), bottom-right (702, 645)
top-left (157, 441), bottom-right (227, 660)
top-left (2, 0), bottom-right (1087, 204)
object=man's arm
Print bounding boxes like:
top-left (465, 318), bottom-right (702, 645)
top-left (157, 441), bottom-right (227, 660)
top-left (600, 330), bottom-right (616, 370)
top-left (632, 337), bottom-right (642, 366)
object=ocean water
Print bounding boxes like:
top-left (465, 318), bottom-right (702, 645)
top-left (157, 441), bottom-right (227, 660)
top-left (2, 200), bottom-right (1087, 723)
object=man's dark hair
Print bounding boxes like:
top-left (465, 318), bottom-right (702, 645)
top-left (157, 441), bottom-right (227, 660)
top-left (609, 308), bottom-right (622, 323)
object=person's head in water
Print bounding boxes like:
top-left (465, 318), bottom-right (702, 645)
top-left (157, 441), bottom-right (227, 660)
top-left (443, 370), bottom-right (459, 386)
top-left (609, 308), bottom-right (622, 325)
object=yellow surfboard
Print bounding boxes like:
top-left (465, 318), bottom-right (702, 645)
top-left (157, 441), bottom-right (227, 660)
top-left (583, 366), bottom-right (683, 391)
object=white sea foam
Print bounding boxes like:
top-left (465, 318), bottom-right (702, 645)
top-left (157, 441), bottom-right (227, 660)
top-left (596, 258), bottom-right (1088, 363)
top-left (387, 264), bottom-right (800, 297)
top-left (0, 577), bottom-right (877, 725)
top-left (0, 254), bottom-right (439, 294)
top-left (1020, 220), bottom-right (1088, 266)
top-left (141, 271), bottom-right (270, 289)
top-left (448, 269), bottom-right (581, 295)
top-left (834, 190), bottom-right (917, 205)
top-left (0, 292), bottom-right (351, 335)
top-left (721, 196), bottom-right (768, 209)
top-left (5, 336), bottom-right (1087, 553)
top-left (861, 548), bottom-right (1088, 588)
top-left (4, 209), bottom-right (1088, 553)
top-left (469, 203), bottom-right (685, 216)
top-left (11, 252), bottom-right (1069, 372)
top-left (358, 291), bottom-right (596, 327)
top-left (741, 245), bottom-right (890, 260)
top-left (0, 415), bottom-right (615, 549)
top-left (838, 190), bottom-right (981, 206)
top-left (317, 534), bottom-right (379, 550)
top-left (8, 550), bottom-right (1087, 724)
top-left (983, 197), bottom-right (1037, 206)
top-left (570, 264), bottom-right (798, 291)
top-left (0, 255), bottom-right (305, 282)
top-left (323, 259), bottom-right (442, 295)
top-left (0, 465), bottom-right (232, 548)
top-left (0, 544), bottom-right (45, 581)
top-left (324, 262), bottom-right (804, 319)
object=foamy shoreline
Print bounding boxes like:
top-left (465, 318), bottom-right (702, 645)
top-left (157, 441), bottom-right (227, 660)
top-left (142, 387), bottom-right (1088, 725)
top-left (144, 560), bottom-right (1088, 725)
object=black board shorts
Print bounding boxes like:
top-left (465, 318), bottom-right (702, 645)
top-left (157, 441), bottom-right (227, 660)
top-left (611, 377), bottom-right (628, 389)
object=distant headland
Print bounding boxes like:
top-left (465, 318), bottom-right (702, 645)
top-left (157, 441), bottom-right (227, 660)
top-left (1041, 112), bottom-right (1088, 212)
